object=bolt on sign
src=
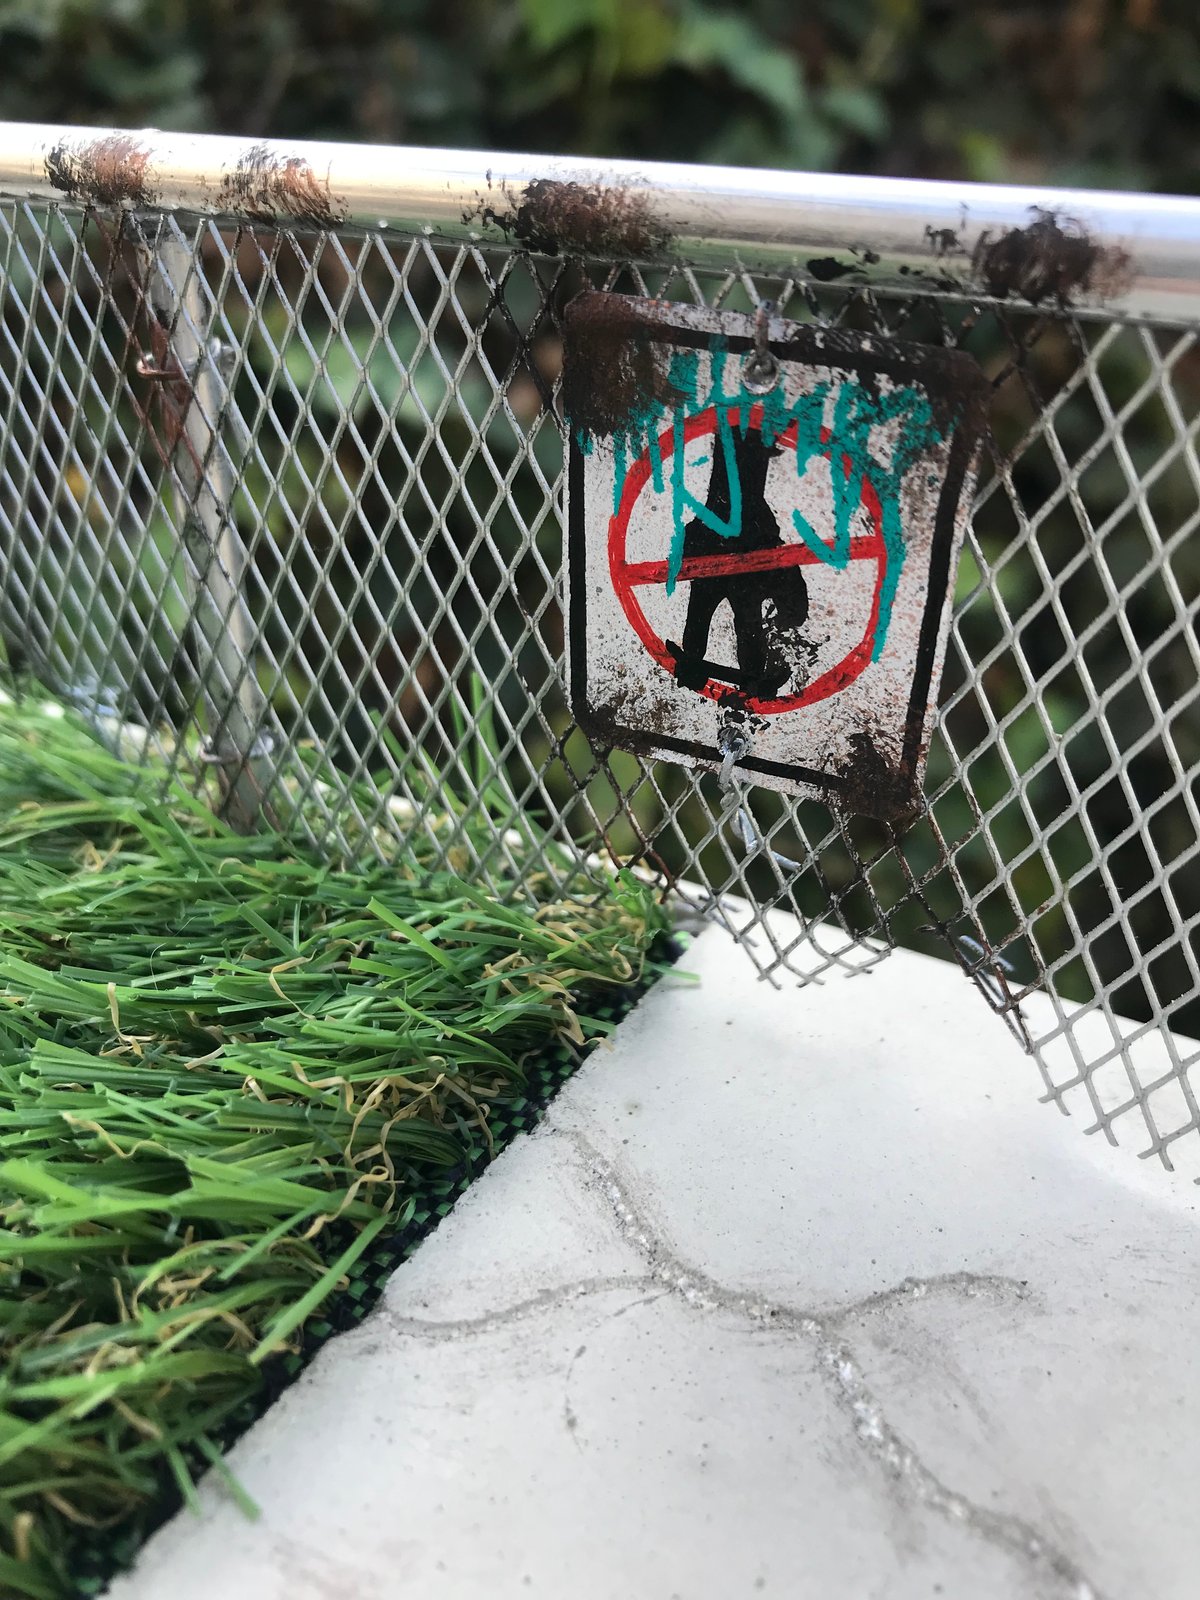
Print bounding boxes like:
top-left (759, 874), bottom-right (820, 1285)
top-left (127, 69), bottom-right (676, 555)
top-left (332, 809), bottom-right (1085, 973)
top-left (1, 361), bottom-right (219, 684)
top-left (562, 293), bottom-right (989, 819)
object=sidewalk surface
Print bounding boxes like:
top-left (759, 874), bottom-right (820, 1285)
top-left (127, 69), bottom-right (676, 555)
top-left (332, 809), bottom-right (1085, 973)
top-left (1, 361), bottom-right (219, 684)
top-left (108, 915), bottom-right (1200, 1600)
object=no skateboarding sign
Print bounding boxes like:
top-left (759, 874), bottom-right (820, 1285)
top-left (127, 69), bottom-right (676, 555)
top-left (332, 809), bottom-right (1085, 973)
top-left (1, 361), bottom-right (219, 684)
top-left (563, 293), bottom-right (988, 818)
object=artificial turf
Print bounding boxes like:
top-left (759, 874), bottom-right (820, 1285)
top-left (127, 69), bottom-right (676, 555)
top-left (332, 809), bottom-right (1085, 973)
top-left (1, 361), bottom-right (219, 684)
top-left (0, 695), bottom-right (669, 1598)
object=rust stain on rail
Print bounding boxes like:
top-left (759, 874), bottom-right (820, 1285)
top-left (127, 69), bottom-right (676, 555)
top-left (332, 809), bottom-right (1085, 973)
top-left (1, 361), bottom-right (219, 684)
top-left (972, 207), bottom-right (1132, 306)
top-left (217, 143), bottom-right (348, 229)
top-left (44, 134), bottom-right (158, 210)
top-left (469, 177), bottom-right (672, 260)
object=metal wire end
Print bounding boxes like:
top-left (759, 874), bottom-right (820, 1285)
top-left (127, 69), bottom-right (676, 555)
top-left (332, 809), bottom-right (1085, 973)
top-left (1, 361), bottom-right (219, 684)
top-left (199, 729), bottom-right (276, 765)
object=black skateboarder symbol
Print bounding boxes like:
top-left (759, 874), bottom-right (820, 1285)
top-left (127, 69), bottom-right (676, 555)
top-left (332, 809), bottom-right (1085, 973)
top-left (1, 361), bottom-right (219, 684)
top-left (666, 426), bottom-right (811, 697)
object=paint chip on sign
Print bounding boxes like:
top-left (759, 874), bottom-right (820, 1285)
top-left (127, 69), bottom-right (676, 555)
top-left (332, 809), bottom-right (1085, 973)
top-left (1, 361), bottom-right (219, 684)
top-left (563, 293), bottom-right (988, 819)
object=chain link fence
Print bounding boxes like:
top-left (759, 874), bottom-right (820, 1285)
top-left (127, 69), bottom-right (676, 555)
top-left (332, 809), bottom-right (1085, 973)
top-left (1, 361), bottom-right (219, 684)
top-left (1, 128), bottom-right (1198, 1175)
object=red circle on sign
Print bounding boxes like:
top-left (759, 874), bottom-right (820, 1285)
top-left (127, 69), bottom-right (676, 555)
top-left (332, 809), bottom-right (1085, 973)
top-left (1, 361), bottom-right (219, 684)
top-left (608, 403), bottom-right (887, 716)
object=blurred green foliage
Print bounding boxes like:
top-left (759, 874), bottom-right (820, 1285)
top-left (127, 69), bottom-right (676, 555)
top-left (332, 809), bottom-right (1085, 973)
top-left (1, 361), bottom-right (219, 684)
top-left (0, 0), bottom-right (1196, 192)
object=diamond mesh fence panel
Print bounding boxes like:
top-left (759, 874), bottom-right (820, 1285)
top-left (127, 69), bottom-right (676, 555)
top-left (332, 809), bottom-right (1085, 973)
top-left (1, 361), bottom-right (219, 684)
top-left (1, 198), bottom-right (1198, 1175)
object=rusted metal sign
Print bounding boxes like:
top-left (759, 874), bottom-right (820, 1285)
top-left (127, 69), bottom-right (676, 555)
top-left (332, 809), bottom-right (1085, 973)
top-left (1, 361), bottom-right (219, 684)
top-left (563, 293), bottom-right (988, 819)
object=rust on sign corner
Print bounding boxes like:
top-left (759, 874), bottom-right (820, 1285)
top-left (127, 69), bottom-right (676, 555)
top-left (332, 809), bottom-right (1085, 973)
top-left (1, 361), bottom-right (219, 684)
top-left (561, 291), bottom-right (684, 446)
top-left (217, 144), bottom-right (348, 230)
top-left (44, 134), bottom-right (157, 210)
top-left (468, 178), bottom-right (672, 260)
top-left (836, 726), bottom-right (914, 823)
top-left (972, 206), bottom-right (1133, 306)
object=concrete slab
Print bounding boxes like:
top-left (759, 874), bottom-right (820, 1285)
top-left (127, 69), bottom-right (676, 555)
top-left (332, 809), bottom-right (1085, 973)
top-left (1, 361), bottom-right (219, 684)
top-left (107, 916), bottom-right (1200, 1600)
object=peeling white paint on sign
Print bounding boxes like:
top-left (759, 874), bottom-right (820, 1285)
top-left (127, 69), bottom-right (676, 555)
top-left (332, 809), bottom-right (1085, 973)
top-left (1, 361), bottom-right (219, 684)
top-left (563, 293), bottom-right (989, 818)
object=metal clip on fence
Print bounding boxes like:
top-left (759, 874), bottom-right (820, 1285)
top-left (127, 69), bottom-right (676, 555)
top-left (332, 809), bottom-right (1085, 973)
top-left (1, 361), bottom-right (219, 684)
top-left (741, 300), bottom-right (780, 395)
top-left (199, 729), bottom-right (277, 766)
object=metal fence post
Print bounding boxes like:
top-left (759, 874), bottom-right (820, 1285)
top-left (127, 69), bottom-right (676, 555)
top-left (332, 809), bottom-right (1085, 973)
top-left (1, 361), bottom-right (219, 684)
top-left (135, 221), bottom-right (273, 832)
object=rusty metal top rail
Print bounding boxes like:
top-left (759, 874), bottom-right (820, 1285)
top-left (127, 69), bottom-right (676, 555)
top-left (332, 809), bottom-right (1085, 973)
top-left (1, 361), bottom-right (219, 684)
top-left (0, 120), bottom-right (1197, 322)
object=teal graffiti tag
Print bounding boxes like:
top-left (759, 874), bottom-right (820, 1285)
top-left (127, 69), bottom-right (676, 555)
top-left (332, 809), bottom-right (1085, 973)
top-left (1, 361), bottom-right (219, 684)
top-left (601, 346), bottom-right (945, 660)
top-left (789, 379), bottom-right (942, 659)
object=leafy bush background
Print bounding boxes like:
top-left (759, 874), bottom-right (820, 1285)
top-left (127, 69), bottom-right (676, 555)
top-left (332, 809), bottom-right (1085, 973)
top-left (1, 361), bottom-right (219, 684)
top-left (1, 0), bottom-right (1196, 194)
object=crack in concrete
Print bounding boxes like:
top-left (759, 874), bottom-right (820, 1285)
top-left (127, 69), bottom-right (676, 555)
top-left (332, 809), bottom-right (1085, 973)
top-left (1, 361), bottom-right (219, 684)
top-left (385, 1128), bottom-right (1099, 1600)
top-left (566, 1128), bottom-right (1102, 1600)
top-left (386, 1274), bottom-right (655, 1341)
top-left (834, 1269), bottom-right (1032, 1322)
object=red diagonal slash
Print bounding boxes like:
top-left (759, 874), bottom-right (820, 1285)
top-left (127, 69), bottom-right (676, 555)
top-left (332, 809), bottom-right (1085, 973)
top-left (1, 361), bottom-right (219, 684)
top-left (621, 534), bottom-right (885, 587)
